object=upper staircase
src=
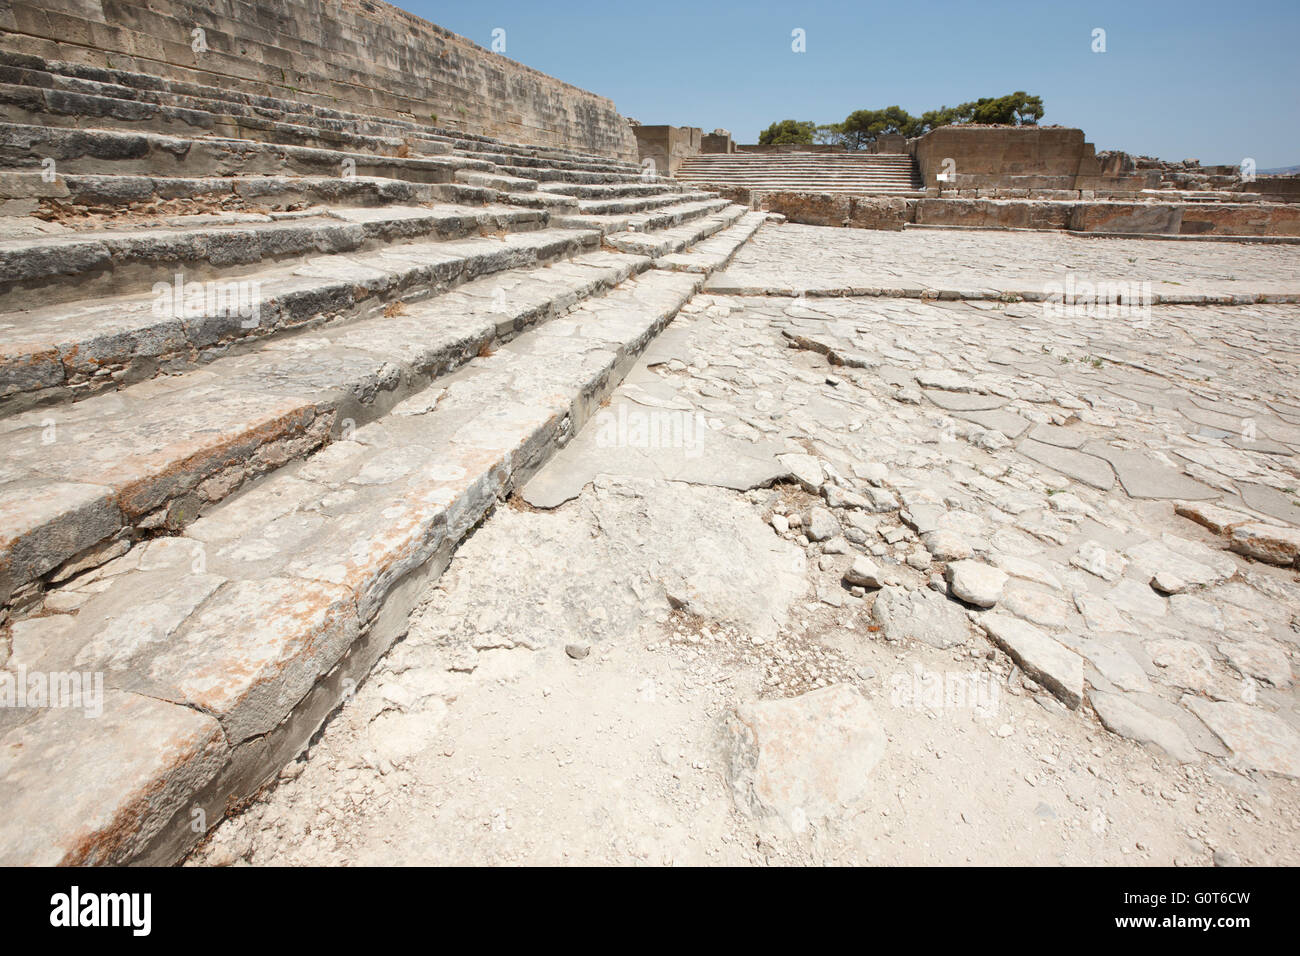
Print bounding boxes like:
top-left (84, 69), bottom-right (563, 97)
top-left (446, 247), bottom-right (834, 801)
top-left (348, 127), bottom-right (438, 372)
top-left (677, 151), bottom-right (923, 195)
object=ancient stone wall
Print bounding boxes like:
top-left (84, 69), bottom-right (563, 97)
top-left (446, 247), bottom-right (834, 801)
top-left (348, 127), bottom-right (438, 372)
top-left (748, 192), bottom-right (912, 230)
top-left (701, 130), bottom-right (734, 154)
top-left (913, 126), bottom-right (1108, 191)
top-left (868, 133), bottom-right (907, 154)
top-left (734, 189), bottom-right (1300, 238)
top-left (1252, 177), bottom-right (1300, 202)
top-left (632, 124), bottom-right (701, 177)
top-left (0, 0), bottom-right (639, 160)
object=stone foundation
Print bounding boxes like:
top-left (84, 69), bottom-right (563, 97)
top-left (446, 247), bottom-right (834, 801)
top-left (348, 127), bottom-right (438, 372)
top-left (744, 191), bottom-right (1300, 238)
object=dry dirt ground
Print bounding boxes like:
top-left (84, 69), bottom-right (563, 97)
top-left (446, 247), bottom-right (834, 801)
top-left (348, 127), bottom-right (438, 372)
top-left (190, 225), bottom-right (1300, 867)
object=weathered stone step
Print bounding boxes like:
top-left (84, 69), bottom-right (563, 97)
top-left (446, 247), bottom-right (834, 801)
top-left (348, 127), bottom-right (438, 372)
top-left (681, 171), bottom-right (916, 178)
top-left (488, 190), bottom-right (581, 213)
top-left (688, 184), bottom-right (923, 196)
top-left (680, 155), bottom-right (916, 164)
top-left (677, 154), bottom-right (923, 193)
top-left (698, 190), bottom-right (920, 198)
top-left (575, 190), bottom-right (718, 216)
top-left (679, 169), bottom-right (917, 178)
top-left (498, 164), bottom-right (675, 186)
top-left (456, 147), bottom-right (643, 177)
top-left (0, 202), bottom-right (557, 308)
top-left (0, 239), bottom-right (633, 612)
top-left (537, 181), bottom-right (689, 199)
top-left (606, 203), bottom-right (749, 258)
top-left (0, 80), bottom-right (449, 161)
top-left (0, 50), bottom-right (440, 140)
top-left (553, 197), bottom-right (733, 236)
top-left (453, 169), bottom-right (539, 193)
top-left (0, 266), bottom-right (703, 865)
top-left (0, 109), bottom-right (631, 199)
top-left (0, 59), bottom-right (456, 161)
top-left (445, 137), bottom-right (641, 171)
top-left (0, 170), bottom-right (496, 218)
top-left (681, 167), bottom-right (917, 175)
top-left (681, 161), bottom-right (916, 168)
top-left (0, 123), bottom-right (487, 183)
top-left (680, 172), bottom-right (916, 180)
top-left (0, 225), bottom-right (599, 416)
top-left (0, 51), bottom-right (636, 172)
top-left (654, 211), bottom-right (770, 273)
top-left (681, 175), bottom-right (916, 183)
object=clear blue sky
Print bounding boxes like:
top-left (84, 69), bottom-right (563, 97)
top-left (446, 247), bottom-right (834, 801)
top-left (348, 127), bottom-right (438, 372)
top-left (398, 0), bottom-right (1300, 168)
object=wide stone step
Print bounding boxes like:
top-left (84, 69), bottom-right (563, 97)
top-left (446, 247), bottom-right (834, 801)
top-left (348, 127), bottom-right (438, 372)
top-left (447, 138), bottom-right (641, 172)
top-left (0, 51), bottom-right (636, 172)
top-left (679, 170), bottom-right (916, 178)
top-left (0, 171), bottom-right (491, 217)
top-left (0, 80), bottom-right (442, 160)
top-left (680, 169), bottom-right (915, 176)
top-left (680, 155), bottom-right (915, 163)
top-left (0, 203), bottom-right (552, 308)
top-left (680, 175), bottom-right (917, 183)
top-left (499, 164), bottom-right (675, 186)
top-left (552, 197), bottom-right (733, 236)
top-left (677, 155), bottom-right (921, 194)
top-left (0, 123), bottom-right (486, 183)
top-left (453, 169), bottom-right (539, 193)
top-left (0, 240), bottom-right (636, 611)
top-left (686, 183), bottom-right (919, 192)
top-left (576, 190), bottom-right (718, 216)
top-left (486, 190), bottom-right (581, 213)
top-left (681, 159), bottom-right (915, 165)
top-left (537, 181), bottom-right (688, 199)
top-left (0, 266), bottom-right (702, 865)
top-left (680, 166), bottom-right (916, 173)
top-left (0, 225), bottom-right (598, 416)
top-left (684, 182), bottom-right (923, 195)
top-left (653, 211), bottom-right (770, 273)
top-left (0, 51), bottom-right (440, 141)
top-left (680, 168), bottom-right (915, 175)
top-left (0, 59), bottom-right (455, 160)
top-left (0, 105), bottom-right (640, 198)
top-left (606, 203), bottom-right (749, 258)
top-left (455, 147), bottom-right (644, 177)
top-left (681, 171), bottom-right (916, 178)
top-left (690, 184), bottom-right (922, 192)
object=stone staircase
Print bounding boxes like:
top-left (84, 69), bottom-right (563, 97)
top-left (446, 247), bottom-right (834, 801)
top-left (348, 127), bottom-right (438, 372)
top-left (0, 51), bottom-right (771, 865)
top-left (677, 152), bottom-right (923, 195)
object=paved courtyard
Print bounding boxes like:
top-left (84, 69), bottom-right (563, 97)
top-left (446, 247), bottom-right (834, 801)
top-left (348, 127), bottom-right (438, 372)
top-left (196, 224), bottom-right (1300, 866)
top-left (710, 223), bottom-right (1300, 300)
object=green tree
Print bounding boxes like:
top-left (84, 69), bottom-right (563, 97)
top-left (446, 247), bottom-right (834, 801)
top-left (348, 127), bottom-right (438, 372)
top-left (758, 119), bottom-right (817, 145)
top-left (837, 106), bottom-right (921, 149)
top-left (918, 92), bottom-right (1044, 132)
top-left (761, 93), bottom-right (1045, 151)
top-left (971, 91), bottom-right (1044, 126)
top-left (813, 123), bottom-right (843, 145)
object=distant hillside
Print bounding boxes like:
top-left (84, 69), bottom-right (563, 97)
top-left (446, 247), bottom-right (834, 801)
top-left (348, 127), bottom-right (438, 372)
top-left (1260, 164), bottom-right (1300, 176)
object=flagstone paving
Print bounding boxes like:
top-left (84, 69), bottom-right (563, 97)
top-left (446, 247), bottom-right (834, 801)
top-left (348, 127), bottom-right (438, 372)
top-left (709, 223), bottom-right (1300, 301)
top-left (195, 224), bottom-right (1300, 866)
